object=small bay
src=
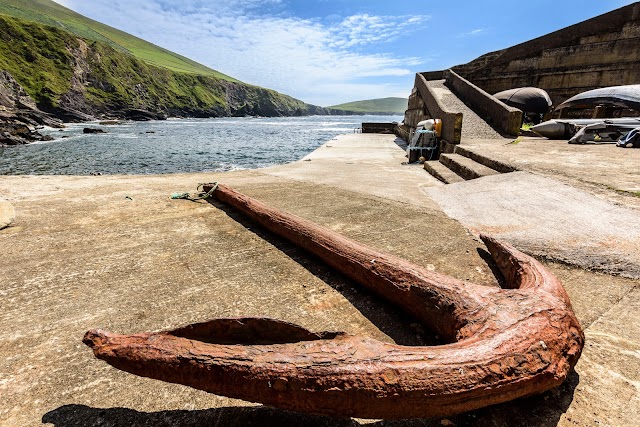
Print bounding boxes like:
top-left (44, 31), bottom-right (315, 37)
top-left (0, 115), bottom-right (401, 175)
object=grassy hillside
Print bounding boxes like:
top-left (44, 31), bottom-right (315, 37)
top-left (0, 13), bottom-right (318, 117)
top-left (0, 0), bottom-right (238, 81)
top-left (0, 14), bottom-right (75, 108)
top-left (327, 97), bottom-right (407, 114)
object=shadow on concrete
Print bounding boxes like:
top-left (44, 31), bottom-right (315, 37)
top-left (42, 404), bottom-right (358, 427)
top-left (393, 136), bottom-right (408, 150)
top-left (206, 198), bottom-right (438, 346)
top-left (42, 372), bottom-right (578, 427)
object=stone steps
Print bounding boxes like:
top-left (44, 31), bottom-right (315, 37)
top-left (423, 145), bottom-right (515, 184)
top-left (423, 161), bottom-right (465, 184)
top-left (453, 145), bottom-right (516, 173)
top-left (439, 153), bottom-right (500, 181)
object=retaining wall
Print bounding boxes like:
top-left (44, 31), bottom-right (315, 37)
top-left (452, 3), bottom-right (640, 107)
top-left (413, 73), bottom-right (462, 144)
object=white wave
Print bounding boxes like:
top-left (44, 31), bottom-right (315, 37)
top-left (314, 122), bottom-right (359, 126)
top-left (29, 138), bottom-right (61, 145)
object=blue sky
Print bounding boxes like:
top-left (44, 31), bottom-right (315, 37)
top-left (53, 0), bottom-right (635, 106)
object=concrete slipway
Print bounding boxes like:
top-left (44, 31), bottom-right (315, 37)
top-left (1, 133), bottom-right (638, 426)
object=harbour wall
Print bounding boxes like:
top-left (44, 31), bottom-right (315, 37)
top-left (451, 2), bottom-right (640, 107)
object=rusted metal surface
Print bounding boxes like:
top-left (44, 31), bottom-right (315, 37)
top-left (84, 183), bottom-right (584, 419)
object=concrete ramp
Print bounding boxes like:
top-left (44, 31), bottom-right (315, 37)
top-left (264, 133), bottom-right (443, 209)
top-left (426, 79), bottom-right (504, 140)
top-left (424, 172), bottom-right (640, 278)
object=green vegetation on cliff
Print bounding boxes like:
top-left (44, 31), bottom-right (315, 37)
top-left (327, 97), bottom-right (407, 114)
top-left (0, 10), bottom-right (320, 117)
top-left (0, 14), bottom-right (74, 108)
top-left (0, 0), bottom-right (235, 80)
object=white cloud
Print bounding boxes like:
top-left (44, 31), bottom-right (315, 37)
top-left (457, 28), bottom-right (490, 38)
top-left (329, 14), bottom-right (429, 48)
top-left (61, 0), bottom-right (429, 105)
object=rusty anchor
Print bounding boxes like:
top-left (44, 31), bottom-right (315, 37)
top-left (84, 183), bottom-right (584, 419)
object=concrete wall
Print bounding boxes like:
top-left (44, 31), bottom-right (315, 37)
top-left (404, 87), bottom-right (430, 128)
top-left (361, 122), bottom-right (396, 133)
top-left (444, 70), bottom-right (523, 136)
top-left (413, 74), bottom-right (462, 144)
top-left (420, 71), bottom-right (445, 81)
top-left (452, 2), bottom-right (640, 107)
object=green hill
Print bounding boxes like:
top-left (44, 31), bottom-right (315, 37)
top-left (0, 0), bottom-right (323, 119)
top-left (0, 0), bottom-right (236, 80)
top-left (327, 97), bottom-right (407, 114)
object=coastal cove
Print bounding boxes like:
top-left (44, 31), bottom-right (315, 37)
top-left (0, 115), bottom-right (400, 175)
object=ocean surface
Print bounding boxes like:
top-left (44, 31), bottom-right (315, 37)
top-left (0, 115), bottom-right (401, 175)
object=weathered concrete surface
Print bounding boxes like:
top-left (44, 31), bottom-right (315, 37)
top-left (0, 199), bottom-right (15, 229)
top-left (425, 172), bottom-right (640, 278)
top-left (0, 133), bottom-right (638, 426)
top-left (0, 172), bottom-right (499, 427)
top-left (263, 133), bottom-right (442, 209)
top-left (456, 136), bottom-right (640, 209)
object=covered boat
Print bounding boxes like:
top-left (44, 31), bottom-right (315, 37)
top-left (493, 87), bottom-right (552, 113)
top-left (557, 84), bottom-right (640, 111)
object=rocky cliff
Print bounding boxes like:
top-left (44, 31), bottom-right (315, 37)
top-left (0, 71), bottom-right (62, 145)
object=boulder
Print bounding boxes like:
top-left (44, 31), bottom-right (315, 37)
top-left (0, 200), bottom-right (15, 230)
top-left (83, 127), bottom-right (106, 134)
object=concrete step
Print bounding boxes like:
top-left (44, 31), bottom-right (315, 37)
top-left (439, 153), bottom-right (500, 180)
top-left (424, 161), bottom-right (465, 184)
top-left (453, 145), bottom-right (517, 173)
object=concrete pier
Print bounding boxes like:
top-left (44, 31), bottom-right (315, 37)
top-left (1, 133), bottom-right (639, 426)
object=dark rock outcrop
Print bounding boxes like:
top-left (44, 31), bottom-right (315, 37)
top-left (0, 71), bottom-right (37, 110)
top-left (0, 117), bottom-right (53, 145)
top-left (122, 109), bottom-right (167, 121)
top-left (0, 72), bottom-right (62, 145)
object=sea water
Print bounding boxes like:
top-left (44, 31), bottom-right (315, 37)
top-left (0, 115), bottom-right (401, 175)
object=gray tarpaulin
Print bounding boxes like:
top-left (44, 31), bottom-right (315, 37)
top-left (493, 87), bottom-right (552, 113)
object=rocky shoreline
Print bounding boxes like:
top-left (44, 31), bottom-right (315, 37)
top-left (0, 108), bottom-right (63, 146)
top-left (0, 94), bottom-right (341, 148)
top-left (1, 70), bottom-right (184, 146)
